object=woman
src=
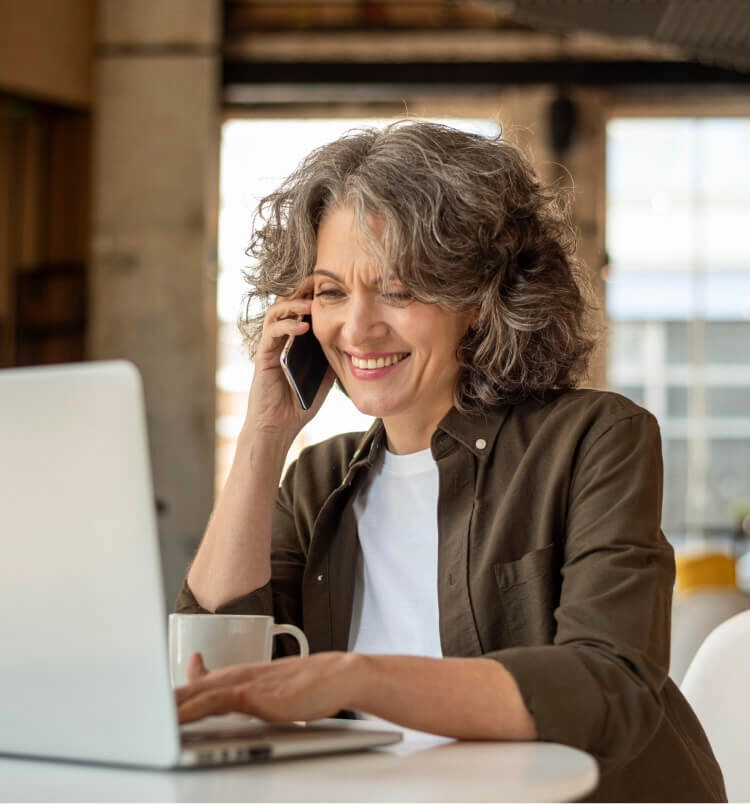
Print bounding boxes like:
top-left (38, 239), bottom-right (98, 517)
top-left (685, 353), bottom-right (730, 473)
top-left (176, 120), bottom-right (725, 801)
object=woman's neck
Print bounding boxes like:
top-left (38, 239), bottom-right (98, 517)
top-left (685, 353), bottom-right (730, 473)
top-left (382, 407), bottom-right (451, 455)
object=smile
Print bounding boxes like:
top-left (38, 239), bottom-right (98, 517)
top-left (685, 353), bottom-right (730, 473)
top-left (349, 353), bottom-right (409, 370)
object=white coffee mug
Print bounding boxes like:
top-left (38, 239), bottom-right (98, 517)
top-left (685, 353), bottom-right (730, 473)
top-left (168, 613), bottom-right (309, 687)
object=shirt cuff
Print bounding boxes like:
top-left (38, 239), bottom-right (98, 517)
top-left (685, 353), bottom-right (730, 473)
top-left (174, 579), bottom-right (274, 615)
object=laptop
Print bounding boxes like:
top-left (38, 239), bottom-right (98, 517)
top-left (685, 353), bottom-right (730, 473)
top-left (0, 360), bottom-right (401, 768)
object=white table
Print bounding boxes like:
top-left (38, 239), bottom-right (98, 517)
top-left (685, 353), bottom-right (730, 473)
top-left (0, 735), bottom-right (598, 802)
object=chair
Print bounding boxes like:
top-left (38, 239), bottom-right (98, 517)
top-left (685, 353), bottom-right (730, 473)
top-left (680, 609), bottom-right (750, 802)
top-left (670, 587), bottom-right (750, 684)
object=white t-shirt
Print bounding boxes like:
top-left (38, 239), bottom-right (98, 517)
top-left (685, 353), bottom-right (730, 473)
top-left (347, 446), bottom-right (443, 658)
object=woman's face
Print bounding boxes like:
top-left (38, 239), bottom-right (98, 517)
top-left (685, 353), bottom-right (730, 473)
top-left (311, 206), bottom-right (475, 452)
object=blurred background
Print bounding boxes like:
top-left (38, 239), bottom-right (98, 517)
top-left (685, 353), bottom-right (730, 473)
top-left (1, 0), bottom-right (749, 611)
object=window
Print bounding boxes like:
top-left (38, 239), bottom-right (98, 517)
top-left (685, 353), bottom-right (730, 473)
top-left (606, 118), bottom-right (750, 546)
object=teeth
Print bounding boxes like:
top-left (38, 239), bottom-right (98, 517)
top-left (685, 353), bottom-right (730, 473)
top-left (351, 353), bottom-right (407, 370)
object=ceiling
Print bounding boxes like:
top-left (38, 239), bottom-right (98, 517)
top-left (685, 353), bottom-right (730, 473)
top-left (495, 0), bottom-right (750, 73)
top-left (223, 1), bottom-right (750, 102)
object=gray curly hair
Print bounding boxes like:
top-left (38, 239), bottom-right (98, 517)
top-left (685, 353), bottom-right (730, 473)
top-left (240, 119), bottom-right (598, 410)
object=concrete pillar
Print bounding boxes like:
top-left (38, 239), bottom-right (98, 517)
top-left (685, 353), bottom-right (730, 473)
top-left (89, 0), bottom-right (221, 607)
top-left (555, 88), bottom-right (609, 391)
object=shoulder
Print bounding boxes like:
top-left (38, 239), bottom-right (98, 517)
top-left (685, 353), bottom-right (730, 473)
top-left (492, 388), bottom-right (661, 466)
top-left (543, 390), bottom-right (662, 461)
top-left (508, 388), bottom-right (657, 432)
top-left (531, 389), bottom-right (663, 475)
top-left (531, 388), bottom-right (658, 432)
top-left (440, 389), bottom-right (658, 463)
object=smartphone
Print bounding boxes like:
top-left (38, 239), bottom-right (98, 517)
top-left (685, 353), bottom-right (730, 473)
top-left (279, 315), bottom-right (329, 410)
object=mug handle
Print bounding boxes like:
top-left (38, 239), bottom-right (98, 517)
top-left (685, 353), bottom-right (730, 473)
top-left (272, 623), bottom-right (309, 657)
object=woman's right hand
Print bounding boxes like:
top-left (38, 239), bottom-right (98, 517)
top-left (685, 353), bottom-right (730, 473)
top-left (243, 280), bottom-right (334, 445)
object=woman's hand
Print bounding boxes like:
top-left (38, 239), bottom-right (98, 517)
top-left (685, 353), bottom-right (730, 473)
top-left (176, 652), bottom-right (362, 724)
top-left (244, 276), bottom-right (335, 445)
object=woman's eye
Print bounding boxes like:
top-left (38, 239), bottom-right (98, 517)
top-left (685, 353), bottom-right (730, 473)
top-left (314, 288), bottom-right (343, 299)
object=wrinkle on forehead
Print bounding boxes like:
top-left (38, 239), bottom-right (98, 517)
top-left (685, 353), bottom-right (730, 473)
top-left (315, 205), bottom-right (403, 289)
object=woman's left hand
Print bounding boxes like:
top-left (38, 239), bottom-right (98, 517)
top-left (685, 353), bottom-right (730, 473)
top-left (176, 652), bottom-right (363, 724)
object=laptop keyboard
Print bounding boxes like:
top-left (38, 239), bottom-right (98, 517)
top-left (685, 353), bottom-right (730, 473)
top-left (180, 714), bottom-right (268, 742)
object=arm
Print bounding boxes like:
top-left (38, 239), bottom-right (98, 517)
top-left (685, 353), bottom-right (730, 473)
top-left (355, 654), bottom-right (537, 740)
top-left (177, 651), bottom-right (537, 741)
top-left (493, 409), bottom-right (674, 764)
top-left (185, 430), bottom-right (289, 610)
top-left (186, 287), bottom-right (334, 612)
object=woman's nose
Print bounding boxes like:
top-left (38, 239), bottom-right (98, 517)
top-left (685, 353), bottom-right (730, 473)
top-left (342, 297), bottom-right (387, 345)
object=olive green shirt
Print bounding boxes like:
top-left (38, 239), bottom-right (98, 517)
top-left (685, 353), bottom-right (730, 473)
top-left (177, 389), bottom-right (725, 802)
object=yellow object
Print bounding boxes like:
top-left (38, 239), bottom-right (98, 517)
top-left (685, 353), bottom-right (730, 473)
top-left (675, 552), bottom-right (736, 594)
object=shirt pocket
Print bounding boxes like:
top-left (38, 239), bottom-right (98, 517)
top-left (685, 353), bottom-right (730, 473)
top-left (493, 544), bottom-right (558, 646)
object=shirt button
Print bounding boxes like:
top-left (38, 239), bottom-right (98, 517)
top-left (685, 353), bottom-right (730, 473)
top-left (475, 438), bottom-right (487, 450)
top-left (316, 574), bottom-right (324, 582)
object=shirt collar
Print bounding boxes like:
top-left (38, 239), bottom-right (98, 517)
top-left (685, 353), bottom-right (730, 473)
top-left (346, 419), bottom-right (387, 471)
top-left (346, 404), bottom-right (511, 470)
top-left (435, 404), bottom-right (511, 458)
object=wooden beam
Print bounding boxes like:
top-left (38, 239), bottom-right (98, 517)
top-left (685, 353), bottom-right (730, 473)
top-left (224, 29), bottom-right (683, 63)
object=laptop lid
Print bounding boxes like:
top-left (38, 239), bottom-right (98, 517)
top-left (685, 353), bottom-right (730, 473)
top-left (0, 361), bottom-right (402, 769)
top-left (0, 361), bottom-right (182, 767)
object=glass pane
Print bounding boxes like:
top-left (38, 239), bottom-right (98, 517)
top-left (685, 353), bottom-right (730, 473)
top-left (702, 278), bottom-right (750, 321)
top-left (607, 273), bottom-right (695, 320)
top-left (608, 322), bottom-right (646, 365)
top-left (706, 439), bottom-right (750, 525)
top-left (702, 208), bottom-right (750, 266)
top-left (706, 387), bottom-right (750, 417)
top-left (701, 120), bottom-right (750, 201)
top-left (607, 206), bottom-right (694, 267)
top-left (663, 438), bottom-right (689, 536)
top-left (705, 322), bottom-right (750, 363)
top-left (667, 387), bottom-right (689, 417)
top-left (666, 322), bottom-right (690, 363)
top-left (607, 119), bottom-right (694, 200)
